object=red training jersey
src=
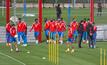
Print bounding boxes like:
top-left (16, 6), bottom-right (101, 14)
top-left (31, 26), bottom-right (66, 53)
top-left (68, 27), bottom-right (73, 38)
top-left (93, 26), bottom-right (97, 32)
top-left (44, 20), bottom-right (50, 30)
top-left (6, 23), bottom-right (12, 33)
top-left (82, 21), bottom-right (88, 31)
top-left (70, 21), bottom-right (78, 31)
top-left (57, 22), bottom-right (66, 32)
top-left (10, 26), bottom-right (16, 37)
top-left (49, 21), bottom-right (56, 32)
top-left (17, 21), bottom-right (27, 32)
top-left (30, 22), bottom-right (41, 32)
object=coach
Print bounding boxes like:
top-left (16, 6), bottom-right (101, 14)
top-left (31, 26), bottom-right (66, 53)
top-left (56, 4), bottom-right (62, 19)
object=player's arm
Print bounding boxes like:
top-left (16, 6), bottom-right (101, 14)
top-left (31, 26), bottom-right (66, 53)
top-left (29, 24), bottom-right (34, 32)
top-left (25, 23), bottom-right (27, 35)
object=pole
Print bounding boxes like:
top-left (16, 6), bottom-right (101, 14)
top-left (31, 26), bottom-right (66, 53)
top-left (6, 0), bottom-right (10, 24)
top-left (73, 0), bottom-right (76, 8)
top-left (2, 1), bottom-right (5, 16)
top-left (68, 0), bottom-right (71, 23)
top-left (13, 0), bottom-right (16, 17)
top-left (90, 0), bottom-right (94, 23)
top-left (24, 0), bottom-right (27, 20)
top-left (38, 0), bottom-right (42, 42)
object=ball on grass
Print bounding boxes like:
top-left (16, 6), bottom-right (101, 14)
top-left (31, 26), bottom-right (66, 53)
top-left (27, 51), bottom-right (30, 54)
top-left (42, 57), bottom-right (46, 60)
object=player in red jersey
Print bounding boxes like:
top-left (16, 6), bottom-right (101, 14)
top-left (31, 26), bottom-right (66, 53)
top-left (92, 22), bottom-right (97, 48)
top-left (49, 19), bottom-right (57, 42)
top-left (44, 18), bottom-right (51, 43)
top-left (57, 18), bottom-right (66, 44)
top-left (65, 27), bottom-right (74, 53)
top-left (6, 22), bottom-right (12, 46)
top-left (70, 20), bottom-right (78, 42)
top-left (10, 24), bottom-right (19, 51)
top-left (30, 19), bottom-right (41, 44)
top-left (82, 19), bottom-right (88, 43)
top-left (17, 18), bottom-right (27, 46)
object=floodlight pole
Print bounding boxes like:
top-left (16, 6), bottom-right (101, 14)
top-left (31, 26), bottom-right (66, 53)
top-left (24, 0), bottom-right (27, 20)
top-left (13, 0), bottom-right (16, 17)
top-left (90, 0), bottom-right (94, 23)
top-left (38, 0), bottom-right (42, 42)
top-left (6, 0), bottom-right (10, 24)
top-left (68, 0), bottom-right (71, 23)
top-left (2, 1), bottom-right (5, 16)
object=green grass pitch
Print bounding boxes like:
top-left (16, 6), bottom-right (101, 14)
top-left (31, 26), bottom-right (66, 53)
top-left (0, 42), bottom-right (107, 65)
top-left (0, 7), bottom-right (107, 65)
top-left (0, 8), bottom-right (107, 26)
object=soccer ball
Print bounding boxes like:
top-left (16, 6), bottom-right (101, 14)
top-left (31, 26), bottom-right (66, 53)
top-left (27, 51), bottom-right (30, 54)
top-left (10, 16), bottom-right (18, 23)
top-left (42, 57), bottom-right (46, 60)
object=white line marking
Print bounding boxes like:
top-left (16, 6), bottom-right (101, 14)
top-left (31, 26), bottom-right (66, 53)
top-left (0, 52), bottom-right (26, 65)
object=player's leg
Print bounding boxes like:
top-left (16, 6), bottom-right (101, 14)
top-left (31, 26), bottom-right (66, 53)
top-left (65, 38), bottom-right (74, 53)
top-left (82, 32), bottom-right (85, 43)
top-left (53, 32), bottom-right (56, 43)
top-left (78, 33), bottom-right (83, 48)
top-left (22, 32), bottom-right (27, 46)
top-left (83, 32), bottom-right (87, 44)
top-left (45, 30), bottom-right (49, 43)
top-left (9, 36), bottom-right (13, 51)
top-left (34, 32), bottom-right (39, 44)
top-left (85, 32), bottom-right (88, 43)
top-left (99, 8), bottom-right (102, 16)
top-left (6, 32), bottom-right (11, 46)
top-left (17, 32), bottom-right (21, 44)
top-left (58, 32), bottom-right (61, 43)
top-left (65, 41), bottom-right (70, 52)
top-left (74, 30), bottom-right (78, 43)
top-left (13, 38), bottom-right (19, 51)
top-left (93, 32), bottom-right (97, 48)
top-left (60, 32), bottom-right (64, 44)
top-left (90, 35), bottom-right (94, 48)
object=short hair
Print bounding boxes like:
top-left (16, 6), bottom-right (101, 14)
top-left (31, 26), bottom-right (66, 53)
top-left (18, 18), bottom-right (21, 21)
top-left (61, 18), bottom-right (63, 20)
top-left (58, 4), bottom-right (60, 7)
top-left (35, 18), bottom-right (38, 21)
top-left (11, 24), bottom-right (15, 26)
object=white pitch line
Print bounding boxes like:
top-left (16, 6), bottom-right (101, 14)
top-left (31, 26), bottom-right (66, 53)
top-left (0, 52), bottom-right (26, 65)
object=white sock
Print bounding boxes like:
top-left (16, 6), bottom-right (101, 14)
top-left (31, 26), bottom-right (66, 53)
top-left (18, 42), bottom-right (20, 44)
top-left (53, 40), bottom-right (56, 44)
top-left (86, 40), bottom-right (89, 43)
top-left (16, 48), bottom-right (19, 51)
top-left (67, 48), bottom-right (70, 51)
top-left (36, 40), bottom-right (38, 44)
top-left (47, 40), bottom-right (49, 43)
top-left (11, 49), bottom-right (13, 51)
top-left (60, 40), bottom-right (63, 44)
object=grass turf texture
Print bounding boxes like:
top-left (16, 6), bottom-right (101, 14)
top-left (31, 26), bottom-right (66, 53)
top-left (0, 42), bottom-right (107, 65)
top-left (0, 7), bottom-right (107, 65)
top-left (0, 8), bottom-right (107, 26)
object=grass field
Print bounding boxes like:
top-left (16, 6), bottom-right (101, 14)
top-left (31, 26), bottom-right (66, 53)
top-left (0, 42), bottom-right (107, 65)
top-left (0, 7), bottom-right (107, 65)
top-left (0, 8), bottom-right (107, 26)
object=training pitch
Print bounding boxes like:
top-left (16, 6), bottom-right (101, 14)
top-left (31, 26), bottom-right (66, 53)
top-left (0, 7), bottom-right (107, 65)
top-left (0, 42), bottom-right (107, 65)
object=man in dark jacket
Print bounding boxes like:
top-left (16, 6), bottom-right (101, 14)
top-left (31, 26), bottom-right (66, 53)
top-left (56, 4), bottom-right (62, 19)
top-left (97, 2), bottom-right (102, 16)
top-left (87, 21), bottom-right (94, 48)
top-left (78, 20), bottom-right (84, 48)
